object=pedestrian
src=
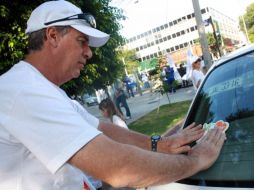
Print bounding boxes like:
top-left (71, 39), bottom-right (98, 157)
top-left (115, 87), bottom-right (132, 119)
top-left (178, 63), bottom-right (188, 87)
top-left (191, 56), bottom-right (205, 90)
top-left (141, 73), bottom-right (150, 89)
top-left (165, 66), bottom-right (176, 93)
top-left (99, 98), bottom-right (128, 129)
top-left (123, 75), bottom-right (134, 97)
top-left (0, 1), bottom-right (226, 190)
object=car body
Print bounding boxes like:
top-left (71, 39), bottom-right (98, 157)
top-left (83, 94), bottom-right (98, 106)
top-left (147, 44), bottom-right (254, 189)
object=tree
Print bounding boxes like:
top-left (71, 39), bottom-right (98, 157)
top-left (0, 0), bottom-right (126, 96)
top-left (117, 48), bottom-right (139, 75)
top-left (239, 3), bottom-right (254, 42)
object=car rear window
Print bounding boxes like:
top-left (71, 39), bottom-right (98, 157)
top-left (182, 51), bottom-right (254, 187)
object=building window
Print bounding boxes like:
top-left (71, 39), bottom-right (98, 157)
top-left (191, 13), bottom-right (195, 17)
top-left (143, 44), bottom-right (147, 49)
top-left (169, 22), bottom-right (173, 26)
top-left (147, 43), bottom-right (151, 47)
top-left (151, 42), bottom-right (154, 46)
top-left (180, 44), bottom-right (184, 48)
top-left (177, 18), bottom-right (182, 23)
top-left (136, 47), bottom-right (139, 51)
top-left (159, 38), bottom-right (163, 43)
top-left (164, 23), bottom-right (168, 28)
top-left (137, 35), bottom-right (141, 39)
top-left (155, 40), bottom-right (159, 44)
top-left (187, 28), bottom-right (190, 33)
top-left (195, 25), bottom-right (197, 30)
top-left (187, 14), bottom-right (191, 19)
top-left (173, 20), bottom-right (177, 25)
top-left (172, 33), bottom-right (176, 38)
top-left (160, 25), bottom-right (164, 30)
top-left (175, 45), bottom-right (179, 50)
top-left (156, 27), bottom-right (160, 32)
top-left (181, 30), bottom-right (185, 35)
top-left (166, 48), bottom-right (170, 52)
top-left (148, 30), bottom-right (152, 35)
top-left (150, 54), bottom-right (154, 58)
top-left (167, 35), bottom-right (171, 40)
top-left (152, 28), bottom-right (156, 33)
top-left (158, 51), bottom-right (162, 55)
top-left (170, 47), bottom-right (175, 52)
top-left (141, 33), bottom-right (144, 38)
top-left (146, 55), bottom-right (149, 59)
top-left (176, 32), bottom-right (180, 37)
top-left (184, 42), bottom-right (188, 47)
top-left (140, 45), bottom-right (143, 50)
top-left (153, 53), bottom-right (157, 57)
top-left (201, 8), bottom-right (206, 14)
top-left (163, 37), bottom-right (167, 41)
top-left (190, 26), bottom-right (195, 31)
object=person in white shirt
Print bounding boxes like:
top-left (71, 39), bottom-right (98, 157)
top-left (191, 56), bottom-right (205, 91)
top-left (99, 98), bottom-right (128, 129)
top-left (0, 1), bottom-right (226, 190)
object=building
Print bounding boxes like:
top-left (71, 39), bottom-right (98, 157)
top-left (123, 7), bottom-right (241, 71)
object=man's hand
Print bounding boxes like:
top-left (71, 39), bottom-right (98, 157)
top-left (158, 123), bottom-right (204, 154)
top-left (188, 127), bottom-right (226, 171)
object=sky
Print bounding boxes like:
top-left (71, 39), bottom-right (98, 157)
top-left (110, 0), bottom-right (254, 38)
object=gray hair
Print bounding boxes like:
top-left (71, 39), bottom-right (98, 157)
top-left (27, 26), bottom-right (70, 52)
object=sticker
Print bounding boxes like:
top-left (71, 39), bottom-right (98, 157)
top-left (203, 120), bottom-right (229, 133)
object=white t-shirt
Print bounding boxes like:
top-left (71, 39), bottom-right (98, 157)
top-left (191, 69), bottom-right (205, 90)
top-left (0, 61), bottom-right (101, 190)
top-left (112, 115), bottom-right (128, 129)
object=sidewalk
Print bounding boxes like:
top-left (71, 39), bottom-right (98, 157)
top-left (85, 87), bottom-right (196, 124)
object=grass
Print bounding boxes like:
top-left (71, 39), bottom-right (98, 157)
top-left (128, 100), bottom-right (192, 136)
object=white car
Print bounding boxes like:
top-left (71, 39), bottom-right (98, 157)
top-left (147, 44), bottom-right (254, 190)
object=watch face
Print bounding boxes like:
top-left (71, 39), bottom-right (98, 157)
top-left (151, 135), bottom-right (161, 140)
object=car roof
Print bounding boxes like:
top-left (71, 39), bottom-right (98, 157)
top-left (213, 43), bottom-right (254, 68)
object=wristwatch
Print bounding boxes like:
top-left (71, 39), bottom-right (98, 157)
top-left (151, 135), bottom-right (161, 152)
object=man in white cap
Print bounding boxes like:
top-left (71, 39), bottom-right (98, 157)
top-left (0, 1), bottom-right (226, 190)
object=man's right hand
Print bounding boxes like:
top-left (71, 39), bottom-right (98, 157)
top-left (188, 127), bottom-right (226, 171)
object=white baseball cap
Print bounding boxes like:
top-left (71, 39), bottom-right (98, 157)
top-left (191, 56), bottom-right (201, 64)
top-left (25, 0), bottom-right (110, 47)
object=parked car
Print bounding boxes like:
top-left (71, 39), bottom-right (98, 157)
top-left (83, 94), bottom-right (98, 107)
top-left (147, 44), bottom-right (254, 189)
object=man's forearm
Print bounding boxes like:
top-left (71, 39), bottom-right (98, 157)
top-left (98, 122), bottom-right (150, 150)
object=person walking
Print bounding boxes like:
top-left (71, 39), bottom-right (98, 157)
top-left (115, 87), bottom-right (132, 119)
top-left (0, 1), bottom-right (226, 190)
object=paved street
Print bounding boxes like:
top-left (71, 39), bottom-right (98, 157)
top-left (85, 86), bottom-right (196, 124)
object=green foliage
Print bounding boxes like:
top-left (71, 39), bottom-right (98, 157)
top-left (117, 48), bottom-right (139, 75)
top-left (128, 100), bottom-right (191, 135)
top-left (0, 0), bottom-right (126, 96)
top-left (239, 2), bottom-right (254, 43)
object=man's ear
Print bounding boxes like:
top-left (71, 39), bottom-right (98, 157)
top-left (45, 27), bottom-right (61, 48)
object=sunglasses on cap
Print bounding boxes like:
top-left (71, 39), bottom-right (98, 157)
top-left (44, 13), bottom-right (96, 28)
top-left (194, 59), bottom-right (201, 64)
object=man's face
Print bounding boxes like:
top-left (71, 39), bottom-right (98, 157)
top-left (55, 28), bottom-right (92, 83)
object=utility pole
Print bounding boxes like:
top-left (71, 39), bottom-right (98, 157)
top-left (209, 16), bottom-right (222, 57)
top-left (241, 15), bottom-right (250, 44)
top-left (192, 0), bottom-right (213, 70)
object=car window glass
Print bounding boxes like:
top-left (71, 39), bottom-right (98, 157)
top-left (182, 51), bottom-right (254, 187)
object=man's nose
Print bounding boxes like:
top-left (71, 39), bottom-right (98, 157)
top-left (84, 46), bottom-right (92, 60)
